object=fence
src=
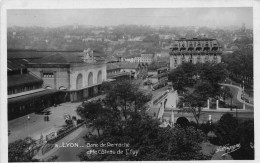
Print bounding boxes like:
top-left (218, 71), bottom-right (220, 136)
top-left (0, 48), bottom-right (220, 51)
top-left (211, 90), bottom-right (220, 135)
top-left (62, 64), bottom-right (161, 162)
top-left (153, 91), bottom-right (169, 105)
top-left (41, 121), bottom-right (86, 155)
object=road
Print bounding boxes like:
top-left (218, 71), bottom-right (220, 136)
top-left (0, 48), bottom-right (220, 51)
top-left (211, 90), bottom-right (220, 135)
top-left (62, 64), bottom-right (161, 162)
top-left (41, 125), bottom-right (95, 161)
top-left (162, 87), bottom-right (254, 123)
top-left (8, 102), bottom-right (81, 143)
top-left (146, 86), bottom-right (170, 117)
top-left (221, 84), bottom-right (254, 110)
top-left (42, 86), bottom-right (171, 161)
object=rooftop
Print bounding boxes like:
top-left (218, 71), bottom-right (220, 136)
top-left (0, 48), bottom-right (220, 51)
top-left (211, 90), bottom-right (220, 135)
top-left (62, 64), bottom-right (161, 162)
top-left (8, 89), bottom-right (58, 104)
top-left (107, 72), bottom-right (130, 79)
top-left (175, 38), bottom-right (216, 41)
top-left (31, 53), bottom-right (84, 64)
top-left (107, 63), bottom-right (121, 70)
top-left (8, 59), bottom-right (27, 71)
top-left (8, 49), bottom-right (106, 63)
top-left (119, 62), bottom-right (140, 69)
top-left (8, 73), bottom-right (43, 88)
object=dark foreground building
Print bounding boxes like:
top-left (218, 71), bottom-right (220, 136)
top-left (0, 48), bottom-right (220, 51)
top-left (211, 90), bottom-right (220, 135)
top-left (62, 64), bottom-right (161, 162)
top-left (8, 59), bottom-right (63, 120)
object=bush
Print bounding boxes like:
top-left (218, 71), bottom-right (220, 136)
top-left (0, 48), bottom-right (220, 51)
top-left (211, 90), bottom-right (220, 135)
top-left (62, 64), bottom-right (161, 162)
top-left (213, 113), bottom-right (254, 159)
top-left (77, 119), bottom-right (85, 124)
top-left (65, 119), bottom-right (73, 125)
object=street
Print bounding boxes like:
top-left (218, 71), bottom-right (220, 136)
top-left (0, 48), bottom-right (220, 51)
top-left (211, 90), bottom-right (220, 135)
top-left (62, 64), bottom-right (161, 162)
top-left (41, 125), bottom-right (94, 161)
top-left (8, 102), bottom-right (81, 143)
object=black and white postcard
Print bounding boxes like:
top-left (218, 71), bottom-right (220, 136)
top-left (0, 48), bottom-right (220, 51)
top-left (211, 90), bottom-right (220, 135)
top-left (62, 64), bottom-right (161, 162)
top-left (1, 0), bottom-right (259, 162)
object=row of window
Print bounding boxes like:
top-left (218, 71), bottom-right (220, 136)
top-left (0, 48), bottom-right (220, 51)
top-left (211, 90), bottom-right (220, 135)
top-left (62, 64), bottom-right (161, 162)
top-left (173, 55), bottom-right (218, 59)
top-left (135, 59), bottom-right (152, 61)
top-left (8, 84), bottom-right (42, 95)
top-left (108, 70), bottom-right (121, 75)
top-left (179, 43), bottom-right (217, 47)
top-left (43, 72), bottom-right (54, 78)
top-left (174, 58), bottom-right (218, 64)
top-left (175, 41), bottom-right (218, 47)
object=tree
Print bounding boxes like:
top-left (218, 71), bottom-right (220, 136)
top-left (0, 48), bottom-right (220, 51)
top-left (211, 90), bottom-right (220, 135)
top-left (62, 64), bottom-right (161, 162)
top-left (214, 114), bottom-right (254, 160)
top-left (77, 80), bottom-right (210, 161)
top-left (77, 99), bottom-right (103, 122)
top-left (78, 115), bottom-right (210, 161)
top-left (102, 80), bottom-right (152, 120)
top-left (231, 120), bottom-right (254, 160)
top-left (220, 86), bottom-right (231, 102)
top-left (181, 62), bottom-right (196, 79)
top-left (177, 81), bottom-right (214, 126)
top-left (214, 113), bottom-right (239, 145)
top-left (168, 67), bottom-right (188, 94)
top-left (227, 91), bottom-right (234, 111)
top-left (8, 137), bottom-right (38, 162)
top-left (77, 80), bottom-right (152, 138)
top-left (222, 47), bottom-right (253, 86)
top-left (200, 63), bottom-right (228, 88)
top-left (77, 99), bottom-right (116, 137)
top-left (177, 92), bottom-right (206, 126)
top-left (193, 81), bottom-right (215, 99)
top-left (169, 62), bottom-right (227, 97)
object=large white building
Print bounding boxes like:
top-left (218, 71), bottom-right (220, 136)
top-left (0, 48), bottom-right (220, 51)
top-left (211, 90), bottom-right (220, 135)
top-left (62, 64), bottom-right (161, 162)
top-left (124, 53), bottom-right (158, 63)
top-left (169, 38), bottom-right (222, 69)
top-left (27, 48), bottom-right (107, 102)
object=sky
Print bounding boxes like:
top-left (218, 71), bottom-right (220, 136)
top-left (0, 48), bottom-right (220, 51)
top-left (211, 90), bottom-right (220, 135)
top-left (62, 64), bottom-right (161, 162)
top-left (7, 8), bottom-right (253, 29)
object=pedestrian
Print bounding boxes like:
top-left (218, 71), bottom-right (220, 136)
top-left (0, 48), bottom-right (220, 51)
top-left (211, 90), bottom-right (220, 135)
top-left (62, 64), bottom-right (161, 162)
top-left (154, 112), bottom-right (156, 117)
top-left (164, 99), bottom-right (167, 109)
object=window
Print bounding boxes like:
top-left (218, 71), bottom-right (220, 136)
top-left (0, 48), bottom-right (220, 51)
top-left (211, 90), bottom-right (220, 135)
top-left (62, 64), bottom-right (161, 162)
top-left (43, 72), bottom-right (54, 78)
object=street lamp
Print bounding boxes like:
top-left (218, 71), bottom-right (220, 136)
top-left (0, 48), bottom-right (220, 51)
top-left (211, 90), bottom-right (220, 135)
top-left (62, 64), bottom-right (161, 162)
top-left (242, 80), bottom-right (245, 110)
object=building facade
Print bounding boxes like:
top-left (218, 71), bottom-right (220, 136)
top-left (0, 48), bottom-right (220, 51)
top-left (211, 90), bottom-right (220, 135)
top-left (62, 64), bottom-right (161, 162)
top-left (147, 66), bottom-right (169, 89)
top-left (27, 49), bottom-right (107, 102)
top-left (119, 62), bottom-right (148, 79)
top-left (8, 59), bottom-right (63, 120)
top-left (169, 38), bottom-right (222, 69)
top-left (106, 63), bottom-right (131, 80)
top-left (122, 53), bottom-right (157, 63)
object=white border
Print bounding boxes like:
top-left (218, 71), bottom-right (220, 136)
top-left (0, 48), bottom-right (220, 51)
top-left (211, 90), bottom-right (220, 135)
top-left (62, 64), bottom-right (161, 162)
top-left (1, 0), bottom-right (259, 163)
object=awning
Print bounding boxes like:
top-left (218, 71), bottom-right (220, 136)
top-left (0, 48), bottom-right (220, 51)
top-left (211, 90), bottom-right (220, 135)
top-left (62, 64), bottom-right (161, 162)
top-left (8, 89), bottom-right (59, 105)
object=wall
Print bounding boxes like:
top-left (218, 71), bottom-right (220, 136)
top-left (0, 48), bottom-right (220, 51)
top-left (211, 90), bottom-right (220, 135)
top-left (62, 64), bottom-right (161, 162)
top-left (28, 67), bottom-right (70, 90)
top-left (170, 54), bottom-right (221, 69)
top-left (69, 62), bottom-right (107, 90)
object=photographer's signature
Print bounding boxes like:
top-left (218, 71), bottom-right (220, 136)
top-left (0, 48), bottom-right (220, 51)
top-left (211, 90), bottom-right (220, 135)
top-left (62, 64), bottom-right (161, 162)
top-left (216, 144), bottom-right (240, 156)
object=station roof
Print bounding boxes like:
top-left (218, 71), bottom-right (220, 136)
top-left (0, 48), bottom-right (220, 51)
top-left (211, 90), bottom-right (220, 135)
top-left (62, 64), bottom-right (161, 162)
top-left (8, 89), bottom-right (58, 104)
top-left (8, 73), bottom-right (43, 88)
top-left (8, 49), bottom-right (106, 64)
top-left (8, 60), bottom-right (27, 71)
top-left (31, 53), bottom-right (84, 64)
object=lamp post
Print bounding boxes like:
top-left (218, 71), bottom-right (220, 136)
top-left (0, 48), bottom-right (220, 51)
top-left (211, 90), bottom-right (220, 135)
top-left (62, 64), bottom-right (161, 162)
top-left (242, 80), bottom-right (245, 110)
